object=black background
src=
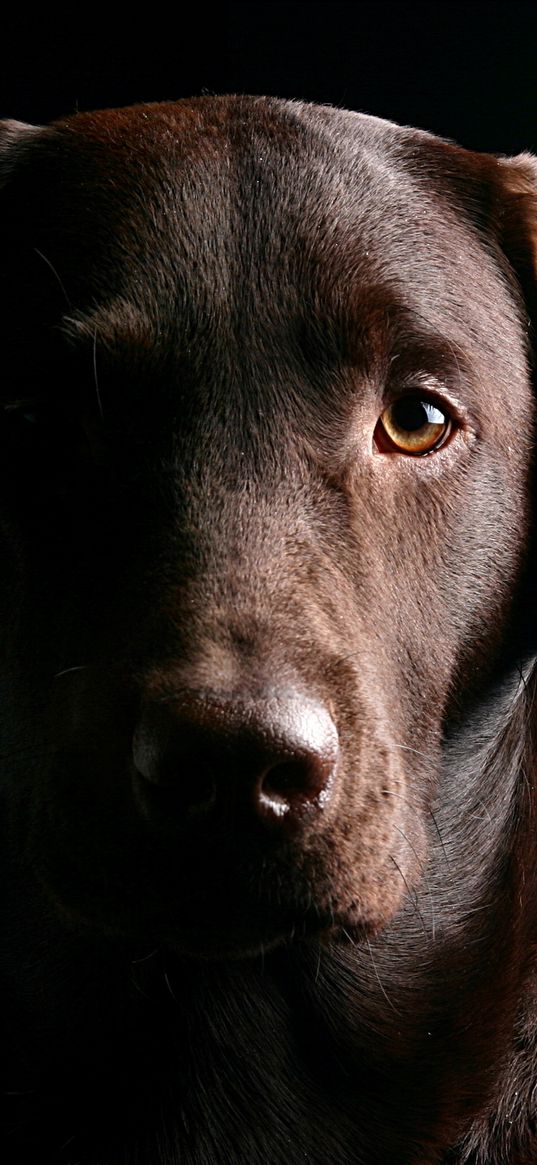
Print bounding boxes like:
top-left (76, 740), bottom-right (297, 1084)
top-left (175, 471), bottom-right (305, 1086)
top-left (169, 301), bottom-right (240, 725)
top-left (2, 3), bottom-right (536, 156)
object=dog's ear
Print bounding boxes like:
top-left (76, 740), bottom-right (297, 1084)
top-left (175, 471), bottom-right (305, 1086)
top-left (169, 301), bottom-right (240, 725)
top-left (0, 119), bottom-right (46, 183)
top-left (493, 153), bottom-right (537, 319)
top-left (0, 120), bottom-right (63, 410)
top-left (486, 153), bottom-right (537, 652)
top-left (450, 146), bottom-right (537, 388)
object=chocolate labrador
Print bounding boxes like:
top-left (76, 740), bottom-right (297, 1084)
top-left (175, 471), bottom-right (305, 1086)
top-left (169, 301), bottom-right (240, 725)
top-left (1, 96), bottom-right (537, 1164)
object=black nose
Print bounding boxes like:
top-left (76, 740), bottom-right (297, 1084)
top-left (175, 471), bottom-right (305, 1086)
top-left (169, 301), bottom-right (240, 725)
top-left (132, 689), bottom-right (339, 830)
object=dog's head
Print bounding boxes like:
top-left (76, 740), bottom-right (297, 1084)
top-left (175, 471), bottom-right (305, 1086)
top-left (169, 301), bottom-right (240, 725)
top-left (1, 97), bottom-right (536, 959)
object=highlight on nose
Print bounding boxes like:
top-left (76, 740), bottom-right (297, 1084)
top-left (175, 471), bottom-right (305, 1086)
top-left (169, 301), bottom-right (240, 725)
top-left (132, 688), bottom-right (340, 830)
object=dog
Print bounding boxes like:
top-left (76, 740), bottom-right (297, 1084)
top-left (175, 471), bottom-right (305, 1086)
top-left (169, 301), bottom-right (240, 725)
top-left (1, 95), bottom-right (537, 1164)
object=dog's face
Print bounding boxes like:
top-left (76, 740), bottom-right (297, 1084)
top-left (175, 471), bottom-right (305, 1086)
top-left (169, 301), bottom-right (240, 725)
top-left (1, 97), bottom-right (535, 959)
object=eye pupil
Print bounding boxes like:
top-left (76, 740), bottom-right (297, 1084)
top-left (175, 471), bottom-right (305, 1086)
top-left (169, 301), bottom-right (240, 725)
top-left (391, 399), bottom-right (446, 433)
top-left (392, 398), bottom-right (429, 432)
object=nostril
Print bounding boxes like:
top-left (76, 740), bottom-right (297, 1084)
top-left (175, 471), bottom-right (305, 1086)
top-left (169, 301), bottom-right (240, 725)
top-left (262, 761), bottom-right (306, 800)
top-left (132, 754), bottom-right (219, 824)
top-left (258, 761), bottom-right (309, 819)
top-left (132, 709), bottom-right (219, 820)
top-left (257, 747), bottom-right (337, 823)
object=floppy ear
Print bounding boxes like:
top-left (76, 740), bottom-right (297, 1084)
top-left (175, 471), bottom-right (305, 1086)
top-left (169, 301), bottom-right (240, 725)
top-left (435, 141), bottom-right (537, 330)
top-left (487, 153), bottom-right (537, 649)
top-left (0, 119), bottom-right (45, 182)
top-left (0, 120), bottom-right (63, 410)
top-left (493, 153), bottom-right (537, 325)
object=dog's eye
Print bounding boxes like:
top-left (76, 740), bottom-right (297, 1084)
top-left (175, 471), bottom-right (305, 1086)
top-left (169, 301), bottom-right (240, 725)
top-left (375, 396), bottom-right (452, 455)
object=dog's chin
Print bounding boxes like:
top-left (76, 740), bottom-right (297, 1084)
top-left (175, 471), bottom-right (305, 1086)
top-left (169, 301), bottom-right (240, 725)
top-left (32, 813), bottom-right (401, 961)
top-left (97, 906), bottom-right (382, 966)
top-left (162, 922), bottom-right (312, 962)
top-left (158, 907), bottom-right (365, 962)
top-left (49, 888), bottom-right (327, 959)
top-left (39, 862), bottom-right (379, 961)
top-left (165, 920), bottom-right (378, 962)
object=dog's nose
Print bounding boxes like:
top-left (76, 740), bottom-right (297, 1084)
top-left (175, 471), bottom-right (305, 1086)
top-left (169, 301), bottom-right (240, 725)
top-left (132, 690), bottom-right (339, 830)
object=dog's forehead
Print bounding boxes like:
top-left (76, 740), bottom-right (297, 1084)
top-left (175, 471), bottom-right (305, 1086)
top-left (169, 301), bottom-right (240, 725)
top-left (3, 97), bottom-right (530, 423)
top-left (14, 98), bottom-right (493, 319)
top-left (21, 105), bottom-right (494, 336)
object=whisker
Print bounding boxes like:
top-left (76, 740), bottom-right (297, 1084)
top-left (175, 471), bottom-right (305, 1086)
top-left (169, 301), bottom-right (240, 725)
top-left (164, 969), bottom-right (179, 1005)
top-left (427, 806), bottom-right (451, 867)
top-left (382, 787), bottom-right (424, 812)
top-left (391, 742), bottom-right (437, 764)
top-left (34, 247), bottom-right (71, 308)
top-left (131, 948), bottom-right (160, 966)
top-left (383, 787), bottom-right (452, 869)
top-left (365, 936), bottom-right (400, 1013)
top-left (59, 1135), bottom-right (77, 1151)
top-left (472, 799), bottom-right (493, 826)
top-left (93, 327), bottom-right (104, 421)
top-left (388, 853), bottom-right (428, 940)
top-left (392, 824), bottom-right (436, 942)
top-left (54, 665), bottom-right (90, 679)
top-left (129, 972), bottom-right (152, 1001)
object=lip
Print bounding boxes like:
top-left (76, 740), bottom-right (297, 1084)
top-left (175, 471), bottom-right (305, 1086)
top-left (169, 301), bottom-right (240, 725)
top-left (34, 822), bottom-right (341, 957)
top-left (161, 914), bottom-right (322, 962)
top-left (44, 870), bottom-right (330, 959)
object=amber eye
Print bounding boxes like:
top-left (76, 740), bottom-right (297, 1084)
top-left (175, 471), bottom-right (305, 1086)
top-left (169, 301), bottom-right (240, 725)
top-left (375, 396), bottom-right (452, 455)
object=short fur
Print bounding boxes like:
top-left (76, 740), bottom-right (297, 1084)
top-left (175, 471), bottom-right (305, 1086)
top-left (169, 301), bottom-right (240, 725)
top-left (2, 95), bottom-right (537, 1164)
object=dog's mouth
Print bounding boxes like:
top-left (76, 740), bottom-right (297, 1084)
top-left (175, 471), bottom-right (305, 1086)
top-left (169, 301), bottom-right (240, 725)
top-left (30, 798), bottom-right (381, 961)
top-left (35, 827), bottom-right (358, 959)
top-left (27, 739), bottom-right (418, 961)
top-left (39, 870), bottom-right (342, 963)
top-left (160, 900), bottom-right (338, 962)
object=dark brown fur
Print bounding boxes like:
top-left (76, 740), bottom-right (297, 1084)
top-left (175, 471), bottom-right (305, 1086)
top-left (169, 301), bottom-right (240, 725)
top-left (2, 95), bottom-right (537, 1163)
